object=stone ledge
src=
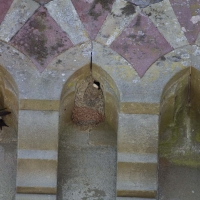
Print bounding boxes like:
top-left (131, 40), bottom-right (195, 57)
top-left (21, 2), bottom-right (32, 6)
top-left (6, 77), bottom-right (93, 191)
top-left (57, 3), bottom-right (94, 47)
top-left (20, 99), bottom-right (59, 111)
top-left (120, 102), bottom-right (159, 115)
top-left (117, 196), bottom-right (156, 199)
top-left (17, 187), bottom-right (56, 194)
top-left (117, 190), bottom-right (157, 198)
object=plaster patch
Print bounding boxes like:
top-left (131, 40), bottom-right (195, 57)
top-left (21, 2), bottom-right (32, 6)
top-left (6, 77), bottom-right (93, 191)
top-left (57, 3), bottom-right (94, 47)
top-left (190, 15), bottom-right (200, 24)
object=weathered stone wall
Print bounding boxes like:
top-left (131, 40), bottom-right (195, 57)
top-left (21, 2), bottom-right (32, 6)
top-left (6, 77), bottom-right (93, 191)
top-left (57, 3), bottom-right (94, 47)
top-left (0, 0), bottom-right (200, 199)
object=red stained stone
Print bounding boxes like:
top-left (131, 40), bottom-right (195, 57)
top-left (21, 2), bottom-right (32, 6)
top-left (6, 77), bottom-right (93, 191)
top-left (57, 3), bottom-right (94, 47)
top-left (0, 0), bottom-right (13, 24)
top-left (10, 6), bottom-right (73, 72)
top-left (110, 14), bottom-right (173, 77)
top-left (170, 0), bottom-right (200, 44)
top-left (71, 0), bottom-right (115, 40)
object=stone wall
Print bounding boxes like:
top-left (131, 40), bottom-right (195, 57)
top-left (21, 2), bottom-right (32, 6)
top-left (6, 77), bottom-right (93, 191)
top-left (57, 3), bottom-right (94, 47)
top-left (0, 0), bottom-right (200, 199)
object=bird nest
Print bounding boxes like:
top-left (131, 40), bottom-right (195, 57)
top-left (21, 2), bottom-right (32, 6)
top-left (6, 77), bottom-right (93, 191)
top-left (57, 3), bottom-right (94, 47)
top-left (72, 75), bottom-right (105, 130)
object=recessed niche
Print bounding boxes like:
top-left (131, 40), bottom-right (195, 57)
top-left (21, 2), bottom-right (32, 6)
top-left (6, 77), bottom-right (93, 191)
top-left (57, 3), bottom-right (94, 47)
top-left (0, 65), bottom-right (18, 199)
top-left (158, 67), bottom-right (200, 199)
top-left (57, 64), bottom-right (119, 200)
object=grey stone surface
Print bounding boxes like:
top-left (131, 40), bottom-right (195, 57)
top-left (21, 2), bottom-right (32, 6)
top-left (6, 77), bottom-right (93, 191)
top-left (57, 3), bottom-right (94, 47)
top-left (18, 110), bottom-right (58, 150)
top-left (117, 162), bottom-right (157, 192)
top-left (0, 0), bottom-right (39, 42)
top-left (17, 159), bottom-right (57, 188)
top-left (118, 114), bottom-right (158, 154)
top-left (96, 0), bottom-right (139, 46)
top-left (46, 0), bottom-right (89, 45)
top-left (93, 42), bottom-right (192, 103)
top-left (57, 122), bottom-right (117, 200)
top-left (143, 0), bottom-right (189, 48)
top-left (0, 41), bottom-right (91, 100)
top-left (0, 143), bottom-right (17, 200)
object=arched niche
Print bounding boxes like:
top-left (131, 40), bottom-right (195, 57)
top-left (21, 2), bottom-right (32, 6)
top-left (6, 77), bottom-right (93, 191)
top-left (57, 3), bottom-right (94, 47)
top-left (57, 64), bottom-right (119, 200)
top-left (0, 65), bottom-right (19, 199)
top-left (158, 67), bottom-right (200, 199)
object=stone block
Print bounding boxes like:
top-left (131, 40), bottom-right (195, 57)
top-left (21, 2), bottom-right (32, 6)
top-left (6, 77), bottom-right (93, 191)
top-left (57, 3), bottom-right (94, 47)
top-left (18, 110), bottom-right (58, 151)
top-left (17, 159), bottom-right (57, 192)
top-left (16, 194), bottom-right (56, 200)
top-left (117, 162), bottom-right (157, 198)
top-left (118, 114), bottom-right (158, 154)
top-left (46, 0), bottom-right (89, 45)
top-left (0, 0), bottom-right (39, 42)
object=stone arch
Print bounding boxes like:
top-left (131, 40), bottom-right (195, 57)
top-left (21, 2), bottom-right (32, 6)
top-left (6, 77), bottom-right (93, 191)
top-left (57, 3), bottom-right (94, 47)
top-left (158, 67), bottom-right (200, 199)
top-left (0, 64), bottom-right (19, 199)
top-left (57, 63), bottom-right (119, 199)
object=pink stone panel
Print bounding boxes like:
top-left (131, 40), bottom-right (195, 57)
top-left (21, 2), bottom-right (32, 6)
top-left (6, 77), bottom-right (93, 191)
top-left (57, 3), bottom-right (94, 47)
top-left (170, 0), bottom-right (200, 44)
top-left (0, 0), bottom-right (13, 24)
top-left (110, 14), bottom-right (173, 77)
top-left (10, 6), bottom-right (73, 72)
top-left (71, 0), bottom-right (115, 40)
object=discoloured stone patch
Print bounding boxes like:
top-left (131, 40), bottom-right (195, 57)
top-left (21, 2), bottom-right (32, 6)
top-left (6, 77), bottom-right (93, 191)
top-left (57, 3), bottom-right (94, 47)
top-left (110, 13), bottom-right (173, 77)
top-left (71, 0), bottom-right (115, 40)
top-left (96, 0), bottom-right (138, 46)
top-left (143, 0), bottom-right (189, 48)
top-left (46, 0), bottom-right (89, 45)
top-left (0, 0), bottom-right (13, 24)
top-left (10, 6), bottom-right (73, 72)
top-left (170, 0), bottom-right (200, 44)
top-left (0, 0), bottom-right (39, 42)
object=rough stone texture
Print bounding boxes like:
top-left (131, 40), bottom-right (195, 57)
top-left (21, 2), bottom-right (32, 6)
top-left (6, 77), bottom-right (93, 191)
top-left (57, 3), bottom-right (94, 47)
top-left (0, 143), bottom-right (17, 200)
top-left (96, 0), bottom-right (139, 46)
top-left (0, 0), bottom-right (13, 24)
top-left (92, 42), bottom-right (191, 103)
top-left (72, 75), bottom-right (105, 129)
top-left (18, 110), bottom-right (58, 150)
top-left (0, 41), bottom-right (91, 100)
top-left (57, 122), bottom-right (117, 200)
top-left (0, 0), bottom-right (39, 42)
top-left (71, 0), bottom-right (115, 40)
top-left (17, 159), bottom-right (57, 188)
top-left (110, 13), bottom-right (173, 77)
top-left (158, 67), bottom-right (200, 200)
top-left (143, 0), bottom-right (189, 49)
top-left (170, 0), bottom-right (200, 44)
top-left (117, 162), bottom-right (157, 198)
top-left (46, 0), bottom-right (89, 45)
top-left (118, 114), bottom-right (158, 154)
top-left (10, 6), bottom-right (73, 72)
top-left (126, 0), bottom-right (164, 8)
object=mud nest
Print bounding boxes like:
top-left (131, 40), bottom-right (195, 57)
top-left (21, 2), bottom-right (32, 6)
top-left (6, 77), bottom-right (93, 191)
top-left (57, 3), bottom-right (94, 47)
top-left (72, 75), bottom-right (105, 130)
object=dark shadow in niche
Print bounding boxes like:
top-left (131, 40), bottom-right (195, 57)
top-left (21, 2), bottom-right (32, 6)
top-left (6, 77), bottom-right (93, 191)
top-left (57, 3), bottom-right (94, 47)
top-left (0, 65), bottom-right (19, 199)
top-left (57, 64), bottom-right (119, 200)
top-left (158, 67), bottom-right (200, 200)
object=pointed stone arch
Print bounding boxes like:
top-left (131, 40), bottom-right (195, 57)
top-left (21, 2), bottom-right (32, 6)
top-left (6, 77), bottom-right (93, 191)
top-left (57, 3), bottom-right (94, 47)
top-left (57, 63), bottom-right (119, 199)
top-left (158, 67), bottom-right (200, 199)
top-left (0, 64), bottom-right (19, 199)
